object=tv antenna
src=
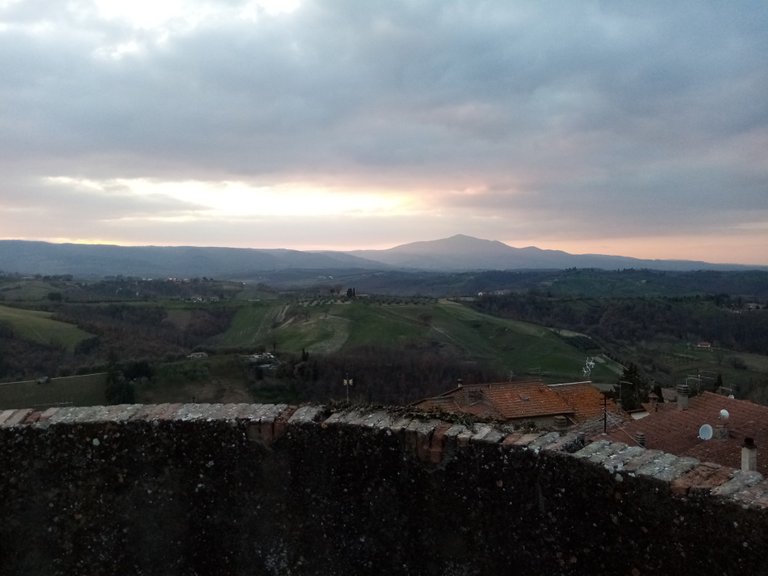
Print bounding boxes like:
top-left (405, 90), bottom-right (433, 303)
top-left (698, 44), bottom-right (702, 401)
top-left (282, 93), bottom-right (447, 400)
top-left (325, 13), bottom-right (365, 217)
top-left (686, 374), bottom-right (702, 394)
top-left (582, 357), bottom-right (595, 378)
top-left (698, 423), bottom-right (713, 441)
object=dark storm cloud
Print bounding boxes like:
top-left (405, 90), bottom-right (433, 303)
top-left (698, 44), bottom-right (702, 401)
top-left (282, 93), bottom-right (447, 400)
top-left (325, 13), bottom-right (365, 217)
top-left (0, 0), bottom-right (766, 255)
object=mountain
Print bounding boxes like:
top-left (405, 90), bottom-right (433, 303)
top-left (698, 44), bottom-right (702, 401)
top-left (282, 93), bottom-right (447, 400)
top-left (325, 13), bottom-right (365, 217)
top-left (0, 241), bottom-right (382, 278)
top-left (348, 234), bottom-right (756, 272)
top-left (0, 236), bottom-right (760, 278)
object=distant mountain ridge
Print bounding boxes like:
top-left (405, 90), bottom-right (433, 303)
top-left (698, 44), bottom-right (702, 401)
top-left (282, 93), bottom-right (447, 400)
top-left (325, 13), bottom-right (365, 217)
top-left (0, 241), bottom-right (382, 278)
top-left (0, 235), bottom-right (761, 278)
top-left (350, 234), bottom-right (758, 272)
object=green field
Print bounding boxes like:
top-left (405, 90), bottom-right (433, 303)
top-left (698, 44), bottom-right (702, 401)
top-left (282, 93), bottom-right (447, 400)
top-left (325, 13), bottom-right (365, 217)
top-left (0, 373), bottom-right (107, 409)
top-left (0, 305), bottom-right (93, 352)
top-left (0, 279), bottom-right (59, 302)
top-left (627, 340), bottom-right (768, 401)
top-left (210, 301), bottom-right (284, 347)
top-left (1, 273), bottom-right (765, 407)
top-left (209, 298), bottom-right (621, 383)
top-left (134, 356), bottom-right (255, 404)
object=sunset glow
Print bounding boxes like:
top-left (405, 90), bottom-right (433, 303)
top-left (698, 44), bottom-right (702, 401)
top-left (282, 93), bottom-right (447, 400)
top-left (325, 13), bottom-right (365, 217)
top-left (1, 1), bottom-right (766, 264)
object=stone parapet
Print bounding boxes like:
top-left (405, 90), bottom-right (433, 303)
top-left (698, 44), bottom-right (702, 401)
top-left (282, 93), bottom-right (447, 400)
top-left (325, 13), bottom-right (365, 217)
top-left (0, 403), bottom-right (765, 505)
top-left (0, 403), bottom-right (767, 575)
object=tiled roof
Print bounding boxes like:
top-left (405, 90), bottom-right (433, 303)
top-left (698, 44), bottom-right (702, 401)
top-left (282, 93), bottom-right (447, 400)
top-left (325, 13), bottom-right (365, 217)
top-left (483, 381), bottom-right (574, 419)
top-left (548, 382), bottom-right (619, 422)
top-left (604, 391), bottom-right (768, 476)
top-left (416, 380), bottom-right (618, 423)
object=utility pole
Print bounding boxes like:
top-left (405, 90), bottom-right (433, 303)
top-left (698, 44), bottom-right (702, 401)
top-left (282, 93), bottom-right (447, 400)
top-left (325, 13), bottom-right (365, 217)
top-left (343, 375), bottom-right (354, 403)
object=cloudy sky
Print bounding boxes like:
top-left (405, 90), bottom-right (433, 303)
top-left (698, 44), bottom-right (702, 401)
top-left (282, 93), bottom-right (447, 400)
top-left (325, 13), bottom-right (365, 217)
top-left (1, 1), bottom-right (766, 264)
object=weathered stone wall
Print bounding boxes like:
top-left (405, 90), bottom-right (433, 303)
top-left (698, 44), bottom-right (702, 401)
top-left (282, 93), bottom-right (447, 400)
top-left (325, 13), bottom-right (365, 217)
top-left (0, 404), bottom-right (767, 576)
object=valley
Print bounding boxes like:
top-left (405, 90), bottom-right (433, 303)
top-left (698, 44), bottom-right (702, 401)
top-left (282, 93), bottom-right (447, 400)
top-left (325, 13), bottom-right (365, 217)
top-left (0, 268), bottom-right (766, 410)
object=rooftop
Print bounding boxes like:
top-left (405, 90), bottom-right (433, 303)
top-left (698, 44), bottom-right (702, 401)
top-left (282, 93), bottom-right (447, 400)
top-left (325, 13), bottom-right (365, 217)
top-left (605, 391), bottom-right (768, 476)
top-left (416, 379), bottom-right (620, 424)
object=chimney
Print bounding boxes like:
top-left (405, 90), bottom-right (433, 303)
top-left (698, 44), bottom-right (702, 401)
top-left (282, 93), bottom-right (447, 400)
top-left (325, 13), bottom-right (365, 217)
top-left (649, 392), bottom-right (659, 412)
top-left (635, 431), bottom-right (646, 447)
top-left (458, 379), bottom-right (468, 404)
top-left (715, 408), bottom-right (730, 439)
top-left (742, 437), bottom-right (757, 473)
top-left (676, 384), bottom-right (690, 411)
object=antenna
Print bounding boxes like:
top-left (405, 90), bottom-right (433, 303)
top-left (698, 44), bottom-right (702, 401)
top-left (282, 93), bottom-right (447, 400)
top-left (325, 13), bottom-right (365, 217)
top-left (582, 356), bottom-right (596, 378)
top-left (698, 423), bottom-right (713, 441)
top-left (719, 409), bottom-right (730, 421)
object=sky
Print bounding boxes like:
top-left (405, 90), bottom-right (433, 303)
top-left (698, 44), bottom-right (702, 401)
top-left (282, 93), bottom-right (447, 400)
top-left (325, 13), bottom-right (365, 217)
top-left (1, 0), bottom-right (767, 264)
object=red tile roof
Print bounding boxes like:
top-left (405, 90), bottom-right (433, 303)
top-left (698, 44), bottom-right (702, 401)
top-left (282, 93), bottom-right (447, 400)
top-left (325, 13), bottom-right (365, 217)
top-left (548, 382), bottom-right (619, 422)
top-left (416, 380), bottom-right (617, 424)
top-left (604, 391), bottom-right (768, 476)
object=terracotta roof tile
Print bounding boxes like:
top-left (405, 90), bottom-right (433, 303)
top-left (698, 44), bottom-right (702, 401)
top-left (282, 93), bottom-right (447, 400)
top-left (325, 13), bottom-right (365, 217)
top-left (416, 380), bottom-right (617, 424)
top-left (481, 381), bottom-right (573, 419)
top-left (604, 391), bottom-right (768, 476)
top-left (548, 382), bottom-right (619, 422)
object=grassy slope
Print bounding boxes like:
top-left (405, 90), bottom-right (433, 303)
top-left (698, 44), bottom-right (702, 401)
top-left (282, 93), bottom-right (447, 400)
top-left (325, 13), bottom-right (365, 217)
top-left (0, 279), bottom-right (58, 301)
top-left (211, 299), bottom-right (621, 383)
top-left (625, 340), bottom-right (768, 400)
top-left (428, 301), bottom-right (621, 381)
top-left (0, 373), bottom-right (107, 409)
top-left (0, 305), bottom-right (93, 352)
top-left (135, 356), bottom-right (253, 404)
top-left (210, 301), bottom-right (282, 348)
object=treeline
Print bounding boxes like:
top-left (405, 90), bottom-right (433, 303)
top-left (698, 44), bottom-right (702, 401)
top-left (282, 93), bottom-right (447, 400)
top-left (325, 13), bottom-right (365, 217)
top-left (265, 268), bottom-right (768, 299)
top-left (56, 304), bottom-right (236, 362)
top-left (0, 304), bottom-right (236, 381)
top-left (44, 277), bottom-right (241, 303)
top-left (268, 346), bottom-right (500, 405)
top-left (473, 293), bottom-right (768, 355)
top-left (0, 332), bottom-right (69, 381)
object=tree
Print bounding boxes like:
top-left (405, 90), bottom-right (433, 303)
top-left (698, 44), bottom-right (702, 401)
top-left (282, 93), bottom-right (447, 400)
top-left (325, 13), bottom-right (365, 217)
top-left (104, 350), bottom-right (135, 404)
top-left (615, 362), bottom-right (649, 411)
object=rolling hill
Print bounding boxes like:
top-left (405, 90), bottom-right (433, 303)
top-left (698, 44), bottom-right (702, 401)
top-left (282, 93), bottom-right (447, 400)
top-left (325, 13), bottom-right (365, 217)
top-left (0, 305), bottom-right (93, 353)
top-left (0, 235), bottom-right (762, 279)
top-left (211, 297), bottom-right (622, 383)
top-left (0, 241), bottom-right (382, 278)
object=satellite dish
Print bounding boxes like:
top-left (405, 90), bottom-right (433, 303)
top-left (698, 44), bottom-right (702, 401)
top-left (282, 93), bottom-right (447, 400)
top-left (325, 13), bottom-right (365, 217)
top-left (720, 409), bottom-right (730, 420)
top-left (699, 424), bottom-right (713, 441)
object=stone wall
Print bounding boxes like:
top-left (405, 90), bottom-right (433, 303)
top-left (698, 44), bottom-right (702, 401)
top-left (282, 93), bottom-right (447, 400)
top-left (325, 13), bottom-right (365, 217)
top-left (0, 404), bottom-right (766, 576)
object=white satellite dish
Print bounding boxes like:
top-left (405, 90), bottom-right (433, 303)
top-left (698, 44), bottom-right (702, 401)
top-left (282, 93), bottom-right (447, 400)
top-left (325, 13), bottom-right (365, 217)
top-left (699, 424), bottom-right (713, 441)
top-left (720, 409), bottom-right (730, 420)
